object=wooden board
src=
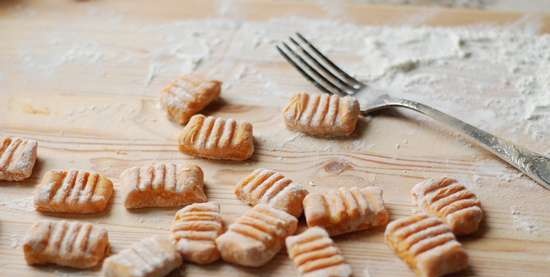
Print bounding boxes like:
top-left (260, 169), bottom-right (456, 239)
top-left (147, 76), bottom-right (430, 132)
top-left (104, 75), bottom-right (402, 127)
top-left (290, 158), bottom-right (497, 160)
top-left (1, 1), bottom-right (550, 276)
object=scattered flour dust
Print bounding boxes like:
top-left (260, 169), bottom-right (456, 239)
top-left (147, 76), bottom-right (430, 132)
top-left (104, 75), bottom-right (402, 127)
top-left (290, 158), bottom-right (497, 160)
top-left (249, 18), bottom-right (550, 154)
top-left (510, 206), bottom-right (540, 235)
top-left (10, 12), bottom-right (550, 152)
top-left (353, 0), bottom-right (485, 8)
top-left (2, 4), bottom-right (550, 273)
top-left (5, 5), bottom-right (550, 220)
top-left (0, 196), bottom-right (35, 212)
top-left (352, 0), bottom-right (550, 13)
top-left (6, 9), bottom-right (549, 162)
top-left (5, 6), bottom-right (549, 152)
top-left (9, 234), bottom-right (20, 249)
top-left (347, 25), bottom-right (550, 148)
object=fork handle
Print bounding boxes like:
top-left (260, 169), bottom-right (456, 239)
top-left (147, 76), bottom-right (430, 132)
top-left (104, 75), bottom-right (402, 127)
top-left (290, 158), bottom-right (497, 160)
top-left (380, 96), bottom-right (550, 190)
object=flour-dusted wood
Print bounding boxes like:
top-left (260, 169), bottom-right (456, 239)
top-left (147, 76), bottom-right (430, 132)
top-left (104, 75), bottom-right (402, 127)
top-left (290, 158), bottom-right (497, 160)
top-left (102, 236), bottom-right (182, 277)
top-left (23, 220), bottom-right (109, 269)
top-left (2, 1), bottom-right (550, 277)
top-left (0, 137), bottom-right (38, 181)
top-left (34, 169), bottom-right (114, 214)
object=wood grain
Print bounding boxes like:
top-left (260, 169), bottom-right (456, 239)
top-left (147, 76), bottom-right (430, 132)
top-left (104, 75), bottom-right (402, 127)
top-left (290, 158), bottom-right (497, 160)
top-left (1, 1), bottom-right (550, 276)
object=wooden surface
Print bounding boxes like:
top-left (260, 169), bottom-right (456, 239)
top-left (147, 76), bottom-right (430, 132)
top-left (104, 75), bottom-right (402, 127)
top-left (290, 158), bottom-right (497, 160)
top-left (1, 1), bottom-right (550, 276)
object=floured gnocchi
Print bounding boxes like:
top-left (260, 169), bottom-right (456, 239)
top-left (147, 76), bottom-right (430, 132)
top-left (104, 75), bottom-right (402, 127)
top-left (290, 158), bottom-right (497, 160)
top-left (235, 168), bottom-right (308, 217)
top-left (283, 92), bottom-right (360, 137)
top-left (178, 115), bottom-right (254, 161)
top-left (303, 186), bottom-right (389, 236)
top-left (411, 178), bottom-right (483, 235)
top-left (385, 213), bottom-right (469, 277)
top-left (215, 204), bottom-right (297, 267)
top-left (121, 163), bottom-right (207, 209)
top-left (160, 74), bottom-right (221, 124)
top-left (23, 220), bottom-right (109, 269)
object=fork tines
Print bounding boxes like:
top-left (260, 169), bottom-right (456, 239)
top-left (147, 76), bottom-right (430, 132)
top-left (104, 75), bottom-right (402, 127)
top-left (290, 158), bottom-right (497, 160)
top-left (276, 33), bottom-right (365, 96)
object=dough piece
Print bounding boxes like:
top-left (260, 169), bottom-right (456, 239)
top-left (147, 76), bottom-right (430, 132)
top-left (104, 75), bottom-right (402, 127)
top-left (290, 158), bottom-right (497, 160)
top-left (411, 178), bottom-right (483, 235)
top-left (34, 169), bottom-right (113, 214)
top-left (216, 204), bottom-right (298, 267)
top-left (286, 227), bottom-right (352, 277)
top-left (23, 220), bottom-right (109, 268)
top-left (160, 74), bottom-right (221, 124)
top-left (171, 202), bottom-right (224, 264)
top-left (0, 136), bottom-right (37, 181)
top-left (303, 186), bottom-right (389, 236)
top-left (234, 168), bottom-right (308, 217)
top-left (103, 236), bottom-right (182, 277)
top-left (121, 163), bottom-right (207, 209)
top-left (385, 213), bottom-right (469, 277)
top-left (283, 92), bottom-right (360, 137)
top-left (178, 115), bottom-right (254, 161)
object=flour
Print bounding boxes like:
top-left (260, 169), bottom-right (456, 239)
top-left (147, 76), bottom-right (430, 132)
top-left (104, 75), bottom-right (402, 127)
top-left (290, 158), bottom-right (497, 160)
top-left (315, 0), bottom-right (347, 18)
top-left (354, 0), bottom-right (486, 8)
top-left (217, 0), bottom-right (235, 16)
top-left (346, 25), bottom-right (550, 150)
top-left (279, 132), bottom-right (307, 148)
top-left (359, 27), bottom-right (467, 80)
top-left (146, 63), bottom-right (160, 86)
top-left (85, 6), bottom-right (125, 24)
top-left (9, 234), bottom-right (20, 249)
top-left (353, 0), bottom-right (550, 13)
top-left (19, 40), bottom-right (104, 75)
top-left (510, 206), bottom-right (540, 235)
top-left (6, 4), bottom-right (38, 18)
top-left (145, 41), bottom-right (209, 86)
top-left (0, 196), bottom-right (35, 212)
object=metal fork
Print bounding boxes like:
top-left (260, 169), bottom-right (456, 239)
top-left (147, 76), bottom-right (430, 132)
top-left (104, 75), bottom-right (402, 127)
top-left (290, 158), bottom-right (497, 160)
top-left (276, 33), bottom-right (550, 190)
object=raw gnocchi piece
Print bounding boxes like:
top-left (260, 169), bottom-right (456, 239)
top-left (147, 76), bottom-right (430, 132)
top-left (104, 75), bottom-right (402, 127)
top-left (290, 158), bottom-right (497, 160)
top-left (234, 168), bottom-right (308, 217)
top-left (215, 204), bottom-right (298, 267)
top-left (283, 92), bottom-right (360, 137)
top-left (160, 74), bottom-right (221, 124)
top-left (103, 236), bottom-right (182, 277)
top-left (286, 227), bottom-right (352, 277)
top-left (385, 213), bottom-right (469, 277)
top-left (171, 202), bottom-right (224, 264)
top-left (303, 186), bottom-right (389, 236)
top-left (23, 220), bottom-right (109, 268)
top-left (411, 178), bottom-right (483, 235)
top-left (178, 114), bottom-right (254, 161)
top-left (0, 136), bottom-right (38, 181)
top-left (34, 169), bottom-right (113, 214)
top-left (121, 163), bottom-right (207, 209)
